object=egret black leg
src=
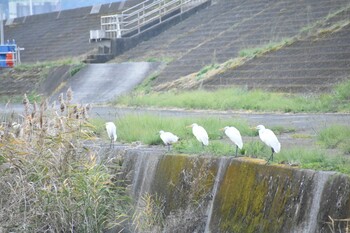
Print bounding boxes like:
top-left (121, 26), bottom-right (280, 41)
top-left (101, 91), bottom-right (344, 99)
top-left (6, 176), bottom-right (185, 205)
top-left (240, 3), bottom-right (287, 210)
top-left (167, 144), bottom-right (171, 151)
top-left (271, 148), bottom-right (274, 161)
top-left (266, 148), bottom-right (275, 164)
top-left (235, 146), bottom-right (238, 157)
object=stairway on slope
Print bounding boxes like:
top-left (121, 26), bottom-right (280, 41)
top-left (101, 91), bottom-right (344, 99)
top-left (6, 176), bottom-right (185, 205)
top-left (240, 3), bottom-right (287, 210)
top-left (158, 0), bottom-right (350, 84)
top-left (203, 22), bottom-right (350, 93)
top-left (4, 0), bottom-right (143, 63)
top-left (111, 0), bottom-right (349, 88)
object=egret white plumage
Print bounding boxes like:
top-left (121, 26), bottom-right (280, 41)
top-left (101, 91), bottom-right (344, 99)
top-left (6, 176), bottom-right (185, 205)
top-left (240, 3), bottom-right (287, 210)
top-left (105, 122), bottom-right (117, 148)
top-left (221, 126), bottom-right (243, 157)
top-left (159, 130), bottom-right (179, 151)
top-left (256, 125), bottom-right (281, 163)
top-left (187, 123), bottom-right (209, 147)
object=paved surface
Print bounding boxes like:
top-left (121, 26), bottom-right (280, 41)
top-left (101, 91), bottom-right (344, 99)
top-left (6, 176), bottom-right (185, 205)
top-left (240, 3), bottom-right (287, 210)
top-left (50, 63), bottom-right (161, 104)
top-left (1, 104), bottom-right (349, 134)
top-left (92, 106), bottom-right (350, 133)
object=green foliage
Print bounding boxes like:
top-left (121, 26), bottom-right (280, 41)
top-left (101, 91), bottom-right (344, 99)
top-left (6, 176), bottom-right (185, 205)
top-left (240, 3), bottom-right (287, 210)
top-left (128, 73), bottom-right (159, 94)
top-left (115, 80), bottom-right (350, 113)
top-left (0, 91), bottom-right (41, 103)
top-left (70, 63), bottom-right (86, 76)
top-left (317, 125), bottom-right (350, 154)
top-left (196, 64), bottom-right (220, 80)
top-left (0, 92), bottom-right (129, 232)
top-left (243, 141), bottom-right (271, 159)
top-left (14, 58), bottom-right (81, 71)
top-left (132, 193), bottom-right (165, 232)
top-left (276, 148), bottom-right (350, 175)
top-left (334, 79), bottom-right (350, 101)
top-left (92, 114), bottom-right (252, 146)
top-left (239, 39), bottom-right (293, 58)
top-left (146, 57), bottom-right (174, 64)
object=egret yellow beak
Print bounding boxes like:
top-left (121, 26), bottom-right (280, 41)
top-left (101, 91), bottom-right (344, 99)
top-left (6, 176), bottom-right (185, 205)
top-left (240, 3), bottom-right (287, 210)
top-left (219, 128), bottom-right (225, 131)
top-left (186, 125), bottom-right (192, 128)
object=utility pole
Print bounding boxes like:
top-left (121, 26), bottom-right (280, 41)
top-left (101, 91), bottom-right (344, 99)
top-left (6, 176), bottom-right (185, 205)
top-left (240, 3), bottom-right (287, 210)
top-left (0, 4), bottom-right (4, 45)
top-left (29, 0), bottom-right (33, 15)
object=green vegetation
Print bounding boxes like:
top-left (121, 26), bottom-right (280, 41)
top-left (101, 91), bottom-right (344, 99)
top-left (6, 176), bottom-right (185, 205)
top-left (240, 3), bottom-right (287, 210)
top-left (91, 114), bottom-right (350, 175)
top-left (0, 91), bottom-right (41, 103)
top-left (70, 62), bottom-right (86, 76)
top-left (91, 114), bottom-right (254, 146)
top-left (115, 79), bottom-right (350, 113)
top-left (13, 58), bottom-right (82, 72)
top-left (276, 148), bottom-right (350, 175)
top-left (300, 3), bottom-right (350, 36)
top-left (239, 39), bottom-right (293, 58)
top-left (146, 57), bottom-right (174, 64)
top-left (133, 73), bottom-right (159, 94)
top-left (0, 93), bottom-right (129, 232)
top-left (196, 64), bottom-right (220, 80)
top-left (318, 125), bottom-right (350, 154)
top-left (132, 193), bottom-right (165, 232)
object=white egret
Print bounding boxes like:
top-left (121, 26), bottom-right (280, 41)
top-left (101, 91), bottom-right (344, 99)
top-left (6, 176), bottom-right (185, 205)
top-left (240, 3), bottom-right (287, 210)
top-left (221, 126), bottom-right (243, 157)
top-left (256, 125), bottom-right (281, 163)
top-left (159, 130), bottom-right (179, 151)
top-left (105, 122), bottom-right (117, 148)
top-left (187, 123), bottom-right (209, 147)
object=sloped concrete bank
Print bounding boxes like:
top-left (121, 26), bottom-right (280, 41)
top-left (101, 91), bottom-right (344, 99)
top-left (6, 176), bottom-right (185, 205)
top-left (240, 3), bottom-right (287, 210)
top-left (112, 149), bottom-right (350, 233)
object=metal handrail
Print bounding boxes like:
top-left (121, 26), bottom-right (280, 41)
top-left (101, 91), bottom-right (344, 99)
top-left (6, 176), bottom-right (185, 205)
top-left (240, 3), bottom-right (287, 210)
top-left (101, 0), bottom-right (208, 38)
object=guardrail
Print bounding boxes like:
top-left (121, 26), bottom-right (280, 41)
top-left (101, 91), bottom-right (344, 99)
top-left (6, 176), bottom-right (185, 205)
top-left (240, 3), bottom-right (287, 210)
top-left (101, 0), bottom-right (208, 38)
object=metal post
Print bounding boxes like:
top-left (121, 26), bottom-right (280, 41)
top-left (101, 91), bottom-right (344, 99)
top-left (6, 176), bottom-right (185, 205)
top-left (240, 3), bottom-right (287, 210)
top-left (29, 0), bottom-right (33, 16)
top-left (0, 5), bottom-right (4, 45)
top-left (138, 12), bottom-right (140, 33)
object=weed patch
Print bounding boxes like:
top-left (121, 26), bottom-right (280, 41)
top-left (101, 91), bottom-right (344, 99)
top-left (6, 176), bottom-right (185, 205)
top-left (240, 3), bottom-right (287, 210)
top-left (115, 79), bottom-right (350, 113)
top-left (0, 91), bottom-right (129, 232)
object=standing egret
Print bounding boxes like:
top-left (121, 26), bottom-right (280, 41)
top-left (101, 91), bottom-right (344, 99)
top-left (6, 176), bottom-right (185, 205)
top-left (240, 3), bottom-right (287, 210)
top-left (256, 125), bottom-right (281, 163)
top-left (105, 122), bottom-right (117, 148)
top-left (187, 123), bottom-right (209, 147)
top-left (159, 130), bottom-right (179, 151)
top-left (220, 126), bottom-right (243, 157)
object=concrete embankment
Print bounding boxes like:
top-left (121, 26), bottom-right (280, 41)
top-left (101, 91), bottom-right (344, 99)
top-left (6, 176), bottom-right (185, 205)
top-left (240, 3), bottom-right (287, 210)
top-left (108, 148), bottom-right (350, 233)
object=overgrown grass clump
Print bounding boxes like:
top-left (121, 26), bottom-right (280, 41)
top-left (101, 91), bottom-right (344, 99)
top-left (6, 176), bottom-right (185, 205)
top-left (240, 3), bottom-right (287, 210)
top-left (13, 58), bottom-right (83, 72)
top-left (0, 91), bottom-right (129, 232)
top-left (318, 125), bottom-right (350, 154)
top-left (91, 114), bottom-right (350, 174)
top-left (115, 79), bottom-right (350, 112)
top-left (276, 148), bottom-right (350, 175)
top-left (91, 114), bottom-right (254, 146)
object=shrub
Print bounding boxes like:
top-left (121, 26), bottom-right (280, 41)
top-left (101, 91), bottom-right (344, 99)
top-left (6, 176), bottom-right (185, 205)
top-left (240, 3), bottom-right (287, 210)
top-left (0, 91), bottom-right (129, 232)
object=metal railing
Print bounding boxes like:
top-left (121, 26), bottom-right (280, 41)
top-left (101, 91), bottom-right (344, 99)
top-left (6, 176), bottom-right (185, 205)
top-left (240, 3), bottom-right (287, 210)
top-left (101, 0), bottom-right (208, 38)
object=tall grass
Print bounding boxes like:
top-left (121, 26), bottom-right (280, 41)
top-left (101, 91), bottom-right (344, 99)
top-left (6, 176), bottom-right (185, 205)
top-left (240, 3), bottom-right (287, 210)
top-left (318, 125), bottom-right (350, 154)
top-left (91, 114), bottom-right (254, 147)
top-left (0, 91), bottom-right (129, 232)
top-left (91, 114), bottom-right (350, 174)
top-left (116, 80), bottom-right (350, 112)
top-left (276, 148), bottom-right (350, 174)
top-left (239, 39), bottom-right (293, 58)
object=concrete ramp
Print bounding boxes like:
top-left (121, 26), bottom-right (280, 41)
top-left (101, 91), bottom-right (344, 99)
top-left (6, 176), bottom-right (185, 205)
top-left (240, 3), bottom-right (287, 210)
top-left (54, 63), bottom-right (159, 104)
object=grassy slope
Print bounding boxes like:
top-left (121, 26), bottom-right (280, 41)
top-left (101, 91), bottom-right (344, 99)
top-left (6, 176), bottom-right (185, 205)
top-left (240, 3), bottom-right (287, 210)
top-left (115, 79), bottom-right (350, 113)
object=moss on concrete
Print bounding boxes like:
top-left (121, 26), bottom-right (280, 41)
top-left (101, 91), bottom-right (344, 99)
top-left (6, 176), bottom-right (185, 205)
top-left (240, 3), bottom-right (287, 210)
top-left (151, 155), bottom-right (217, 215)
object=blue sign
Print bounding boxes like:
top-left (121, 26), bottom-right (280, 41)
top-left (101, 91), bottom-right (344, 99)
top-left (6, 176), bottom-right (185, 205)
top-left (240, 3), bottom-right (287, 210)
top-left (0, 44), bottom-right (16, 68)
